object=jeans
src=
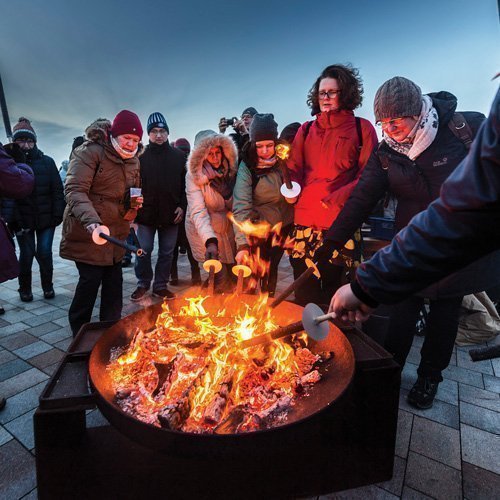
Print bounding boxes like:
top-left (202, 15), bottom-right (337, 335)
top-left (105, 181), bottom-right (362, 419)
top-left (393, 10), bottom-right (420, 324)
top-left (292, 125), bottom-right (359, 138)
top-left (68, 261), bottom-right (123, 336)
top-left (385, 295), bottom-right (463, 381)
top-left (16, 227), bottom-right (55, 291)
top-left (134, 224), bottom-right (178, 292)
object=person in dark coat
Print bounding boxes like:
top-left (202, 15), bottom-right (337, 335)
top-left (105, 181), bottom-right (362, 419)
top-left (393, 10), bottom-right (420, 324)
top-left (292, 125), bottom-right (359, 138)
top-left (0, 142), bottom-right (35, 408)
top-left (6, 117), bottom-right (65, 302)
top-left (329, 86), bottom-right (500, 313)
top-left (169, 138), bottom-right (201, 286)
top-left (130, 113), bottom-right (187, 302)
top-left (319, 77), bottom-right (486, 409)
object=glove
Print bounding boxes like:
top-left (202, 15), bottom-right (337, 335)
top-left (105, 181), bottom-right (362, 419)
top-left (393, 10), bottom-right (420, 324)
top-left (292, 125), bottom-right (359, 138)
top-left (3, 143), bottom-right (26, 163)
top-left (313, 239), bottom-right (339, 266)
top-left (86, 223), bottom-right (100, 235)
top-left (205, 240), bottom-right (219, 260)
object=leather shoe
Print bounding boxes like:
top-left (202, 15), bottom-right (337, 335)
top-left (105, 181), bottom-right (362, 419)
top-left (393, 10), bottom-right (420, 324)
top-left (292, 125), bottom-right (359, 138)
top-left (43, 288), bottom-right (55, 299)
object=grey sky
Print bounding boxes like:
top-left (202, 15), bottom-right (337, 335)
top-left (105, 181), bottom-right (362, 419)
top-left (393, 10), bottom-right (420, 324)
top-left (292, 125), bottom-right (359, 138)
top-left (1, 0), bottom-right (498, 166)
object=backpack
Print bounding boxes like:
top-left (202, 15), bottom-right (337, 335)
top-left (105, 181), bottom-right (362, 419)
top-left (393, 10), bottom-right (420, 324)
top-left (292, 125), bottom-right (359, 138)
top-left (448, 112), bottom-right (474, 150)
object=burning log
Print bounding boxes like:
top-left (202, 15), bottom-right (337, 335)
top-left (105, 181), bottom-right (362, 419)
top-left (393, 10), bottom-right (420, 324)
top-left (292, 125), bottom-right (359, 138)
top-left (203, 368), bottom-right (235, 425)
top-left (158, 391), bottom-right (191, 430)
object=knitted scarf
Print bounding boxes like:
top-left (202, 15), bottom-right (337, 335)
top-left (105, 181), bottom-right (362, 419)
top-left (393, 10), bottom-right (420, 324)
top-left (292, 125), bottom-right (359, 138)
top-left (384, 95), bottom-right (439, 160)
top-left (203, 160), bottom-right (234, 200)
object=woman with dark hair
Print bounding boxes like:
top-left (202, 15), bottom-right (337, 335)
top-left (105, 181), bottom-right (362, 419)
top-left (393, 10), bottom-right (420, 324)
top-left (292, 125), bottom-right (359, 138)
top-left (232, 114), bottom-right (293, 296)
top-left (288, 64), bottom-right (378, 305)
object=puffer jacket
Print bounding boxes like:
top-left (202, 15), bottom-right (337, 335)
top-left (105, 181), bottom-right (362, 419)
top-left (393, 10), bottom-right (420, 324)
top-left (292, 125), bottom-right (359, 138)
top-left (60, 119), bottom-right (141, 266)
top-left (232, 160), bottom-right (293, 248)
top-left (3, 146), bottom-right (64, 230)
top-left (288, 109), bottom-right (378, 229)
top-left (352, 87), bottom-right (500, 306)
top-left (135, 141), bottom-right (187, 227)
top-left (185, 133), bottom-right (237, 264)
top-left (326, 92), bottom-right (485, 241)
top-left (0, 144), bottom-right (34, 283)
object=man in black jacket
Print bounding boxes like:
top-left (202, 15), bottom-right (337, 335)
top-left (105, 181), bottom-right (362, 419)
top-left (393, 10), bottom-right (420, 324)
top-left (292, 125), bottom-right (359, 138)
top-left (131, 112), bottom-right (187, 301)
top-left (329, 86), bottom-right (500, 318)
top-left (7, 117), bottom-right (64, 302)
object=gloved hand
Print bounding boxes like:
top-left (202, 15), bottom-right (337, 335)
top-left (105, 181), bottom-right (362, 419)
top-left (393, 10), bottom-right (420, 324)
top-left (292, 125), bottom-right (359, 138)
top-left (205, 240), bottom-right (219, 260)
top-left (313, 238), bottom-right (339, 266)
top-left (3, 143), bottom-right (26, 163)
top-left (86, 223), bottom-right (100, 235)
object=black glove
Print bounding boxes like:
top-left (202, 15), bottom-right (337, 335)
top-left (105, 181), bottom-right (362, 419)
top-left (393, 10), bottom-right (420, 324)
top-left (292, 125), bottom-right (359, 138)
top-left (313, 238), bottom-right (339, 266)
top-left (3, 143), bottom-right (26, 163)
top-left (205, 239), bottom-right (219, 260)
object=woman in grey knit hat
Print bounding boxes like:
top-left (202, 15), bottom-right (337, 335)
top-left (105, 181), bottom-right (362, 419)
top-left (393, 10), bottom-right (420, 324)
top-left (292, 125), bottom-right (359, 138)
top-left (319, 76), bottom-right (489, 410)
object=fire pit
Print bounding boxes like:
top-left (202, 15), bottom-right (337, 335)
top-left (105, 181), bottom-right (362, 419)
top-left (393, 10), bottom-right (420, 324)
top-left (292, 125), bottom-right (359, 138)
top-left (89, 291), bottom-right (355, 455)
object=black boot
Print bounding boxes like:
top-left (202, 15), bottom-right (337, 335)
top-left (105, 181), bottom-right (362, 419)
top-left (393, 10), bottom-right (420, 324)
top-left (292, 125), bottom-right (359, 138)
top-left (18, 273), bottom-right (33, 302)
top-left (407, 376), bottom-right (439, 409)
top-left (40, 257), bottom-right (55, 299)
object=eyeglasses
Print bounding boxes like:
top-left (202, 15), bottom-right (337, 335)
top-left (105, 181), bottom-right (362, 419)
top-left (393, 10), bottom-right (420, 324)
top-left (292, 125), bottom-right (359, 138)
top-left (376, 117), bottom-right (406, 130)
top-left (14, 138), bottom-right (35, 144)
top-left (150, 129), bottom-right (168, 136)
top-left (318, 90), bottom-right (340, 100)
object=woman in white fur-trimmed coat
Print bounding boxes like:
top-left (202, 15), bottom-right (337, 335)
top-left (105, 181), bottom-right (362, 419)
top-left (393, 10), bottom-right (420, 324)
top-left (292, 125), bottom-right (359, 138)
top-left (185, 130), bottom-right (238, 289)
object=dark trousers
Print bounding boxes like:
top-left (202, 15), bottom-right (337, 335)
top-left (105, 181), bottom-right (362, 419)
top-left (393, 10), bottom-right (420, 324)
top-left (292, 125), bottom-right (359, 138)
top-left (289, 256), bottom-right (343, 307)
top-left (385, 295), bottom-right (463, 381)
top-left (68, 261), bottom-right (123, 336)
top-left (16, 227), bottom-right (55, 292)
top-left (171, 223), bottom-right (200, 281)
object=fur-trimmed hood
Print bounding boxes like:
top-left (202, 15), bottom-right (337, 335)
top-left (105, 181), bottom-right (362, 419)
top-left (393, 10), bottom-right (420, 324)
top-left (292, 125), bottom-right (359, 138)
top-left (85, 118), bottom-right (111, 143)
top-left (188, 131), bottom-right (238, 186)
top-left (83, 118), bottom-right (144, 156)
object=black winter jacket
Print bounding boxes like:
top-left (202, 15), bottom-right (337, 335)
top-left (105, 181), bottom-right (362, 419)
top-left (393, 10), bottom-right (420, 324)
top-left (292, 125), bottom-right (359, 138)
top-left (325, 92), bottom-right (485, 246)
top-left (352, 88), bottom-right (500, 306)
top-left (3, 146), bottom-right (65, 230)
top-left (135, 141), bottom-right (187, 227)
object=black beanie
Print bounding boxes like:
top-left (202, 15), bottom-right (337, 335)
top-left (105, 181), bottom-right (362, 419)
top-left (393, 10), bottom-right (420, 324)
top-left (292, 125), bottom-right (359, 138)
top-left (241, 107), bottom-right (258, 117)
top-left (249, 114), bottom-right (278, 143)
top-left (279, 122), bottom-right (301, 144)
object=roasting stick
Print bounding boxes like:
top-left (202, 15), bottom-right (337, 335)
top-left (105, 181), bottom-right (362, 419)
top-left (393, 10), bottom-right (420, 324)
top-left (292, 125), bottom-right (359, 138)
top-left (241, 302), bottom-right (352, 349)
top-left (92, 225), bottom-right (145, 256)
top-left (275, 143), bottom-right (301, 203)
top-left (203, 259), bottom-right (222, 296)
top-left (270, 259), bottom-right (320, 309)
top-left (232, 265), bottom-right (251, 295)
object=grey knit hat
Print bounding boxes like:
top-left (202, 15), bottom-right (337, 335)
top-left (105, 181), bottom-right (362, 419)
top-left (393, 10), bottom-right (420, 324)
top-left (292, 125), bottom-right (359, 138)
top-left (249, 113), bottom-right (278, 143)
top-left (374, 77), bottom-right (423, 122)
top-left (194, 129), bottom-right (217, 146)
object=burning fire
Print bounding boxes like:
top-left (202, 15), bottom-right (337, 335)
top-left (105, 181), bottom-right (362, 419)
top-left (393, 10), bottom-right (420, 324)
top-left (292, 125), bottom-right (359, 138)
top-left (108, 294), bottom-right (329, 434)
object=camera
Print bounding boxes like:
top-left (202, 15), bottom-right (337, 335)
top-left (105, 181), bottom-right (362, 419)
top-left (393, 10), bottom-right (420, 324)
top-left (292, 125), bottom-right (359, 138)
top-left (226, 116), bottom-right (238, 127)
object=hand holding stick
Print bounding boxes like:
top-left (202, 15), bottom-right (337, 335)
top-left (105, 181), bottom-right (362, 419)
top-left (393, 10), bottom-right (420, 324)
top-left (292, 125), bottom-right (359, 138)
top-left (91, 225), bottom-right (145, 256)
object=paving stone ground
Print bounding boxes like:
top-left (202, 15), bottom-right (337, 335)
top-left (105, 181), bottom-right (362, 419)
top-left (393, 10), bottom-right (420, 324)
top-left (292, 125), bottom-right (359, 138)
top-left (0, 227), bottom-right (499, 499)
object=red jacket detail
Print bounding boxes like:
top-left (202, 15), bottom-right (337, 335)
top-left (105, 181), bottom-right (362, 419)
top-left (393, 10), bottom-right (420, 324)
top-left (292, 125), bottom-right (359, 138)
top-left (288, 110), bottom-right (378, 229)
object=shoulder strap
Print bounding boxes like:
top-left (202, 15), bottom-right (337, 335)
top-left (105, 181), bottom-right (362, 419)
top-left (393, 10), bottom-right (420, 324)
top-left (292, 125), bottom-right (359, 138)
top-left (303, 120), bottom-right (314, 142)
top-left (355, 116), bottom-right (363, 152)
top-left (448, 112), bottom-right (474, 150)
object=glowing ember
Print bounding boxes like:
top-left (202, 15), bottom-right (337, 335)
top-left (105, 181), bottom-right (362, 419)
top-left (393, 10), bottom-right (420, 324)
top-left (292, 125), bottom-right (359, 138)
top-left (107, 294), bottom-right (331, 434)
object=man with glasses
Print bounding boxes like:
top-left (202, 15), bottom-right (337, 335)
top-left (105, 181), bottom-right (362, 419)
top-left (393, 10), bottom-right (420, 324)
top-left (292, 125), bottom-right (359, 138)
top-left (7, 117), bottom-right (64, 302)
top-left (131, 112), bottom-right (187, 302)
top-left (218, 106), bottom-right (258, 161)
